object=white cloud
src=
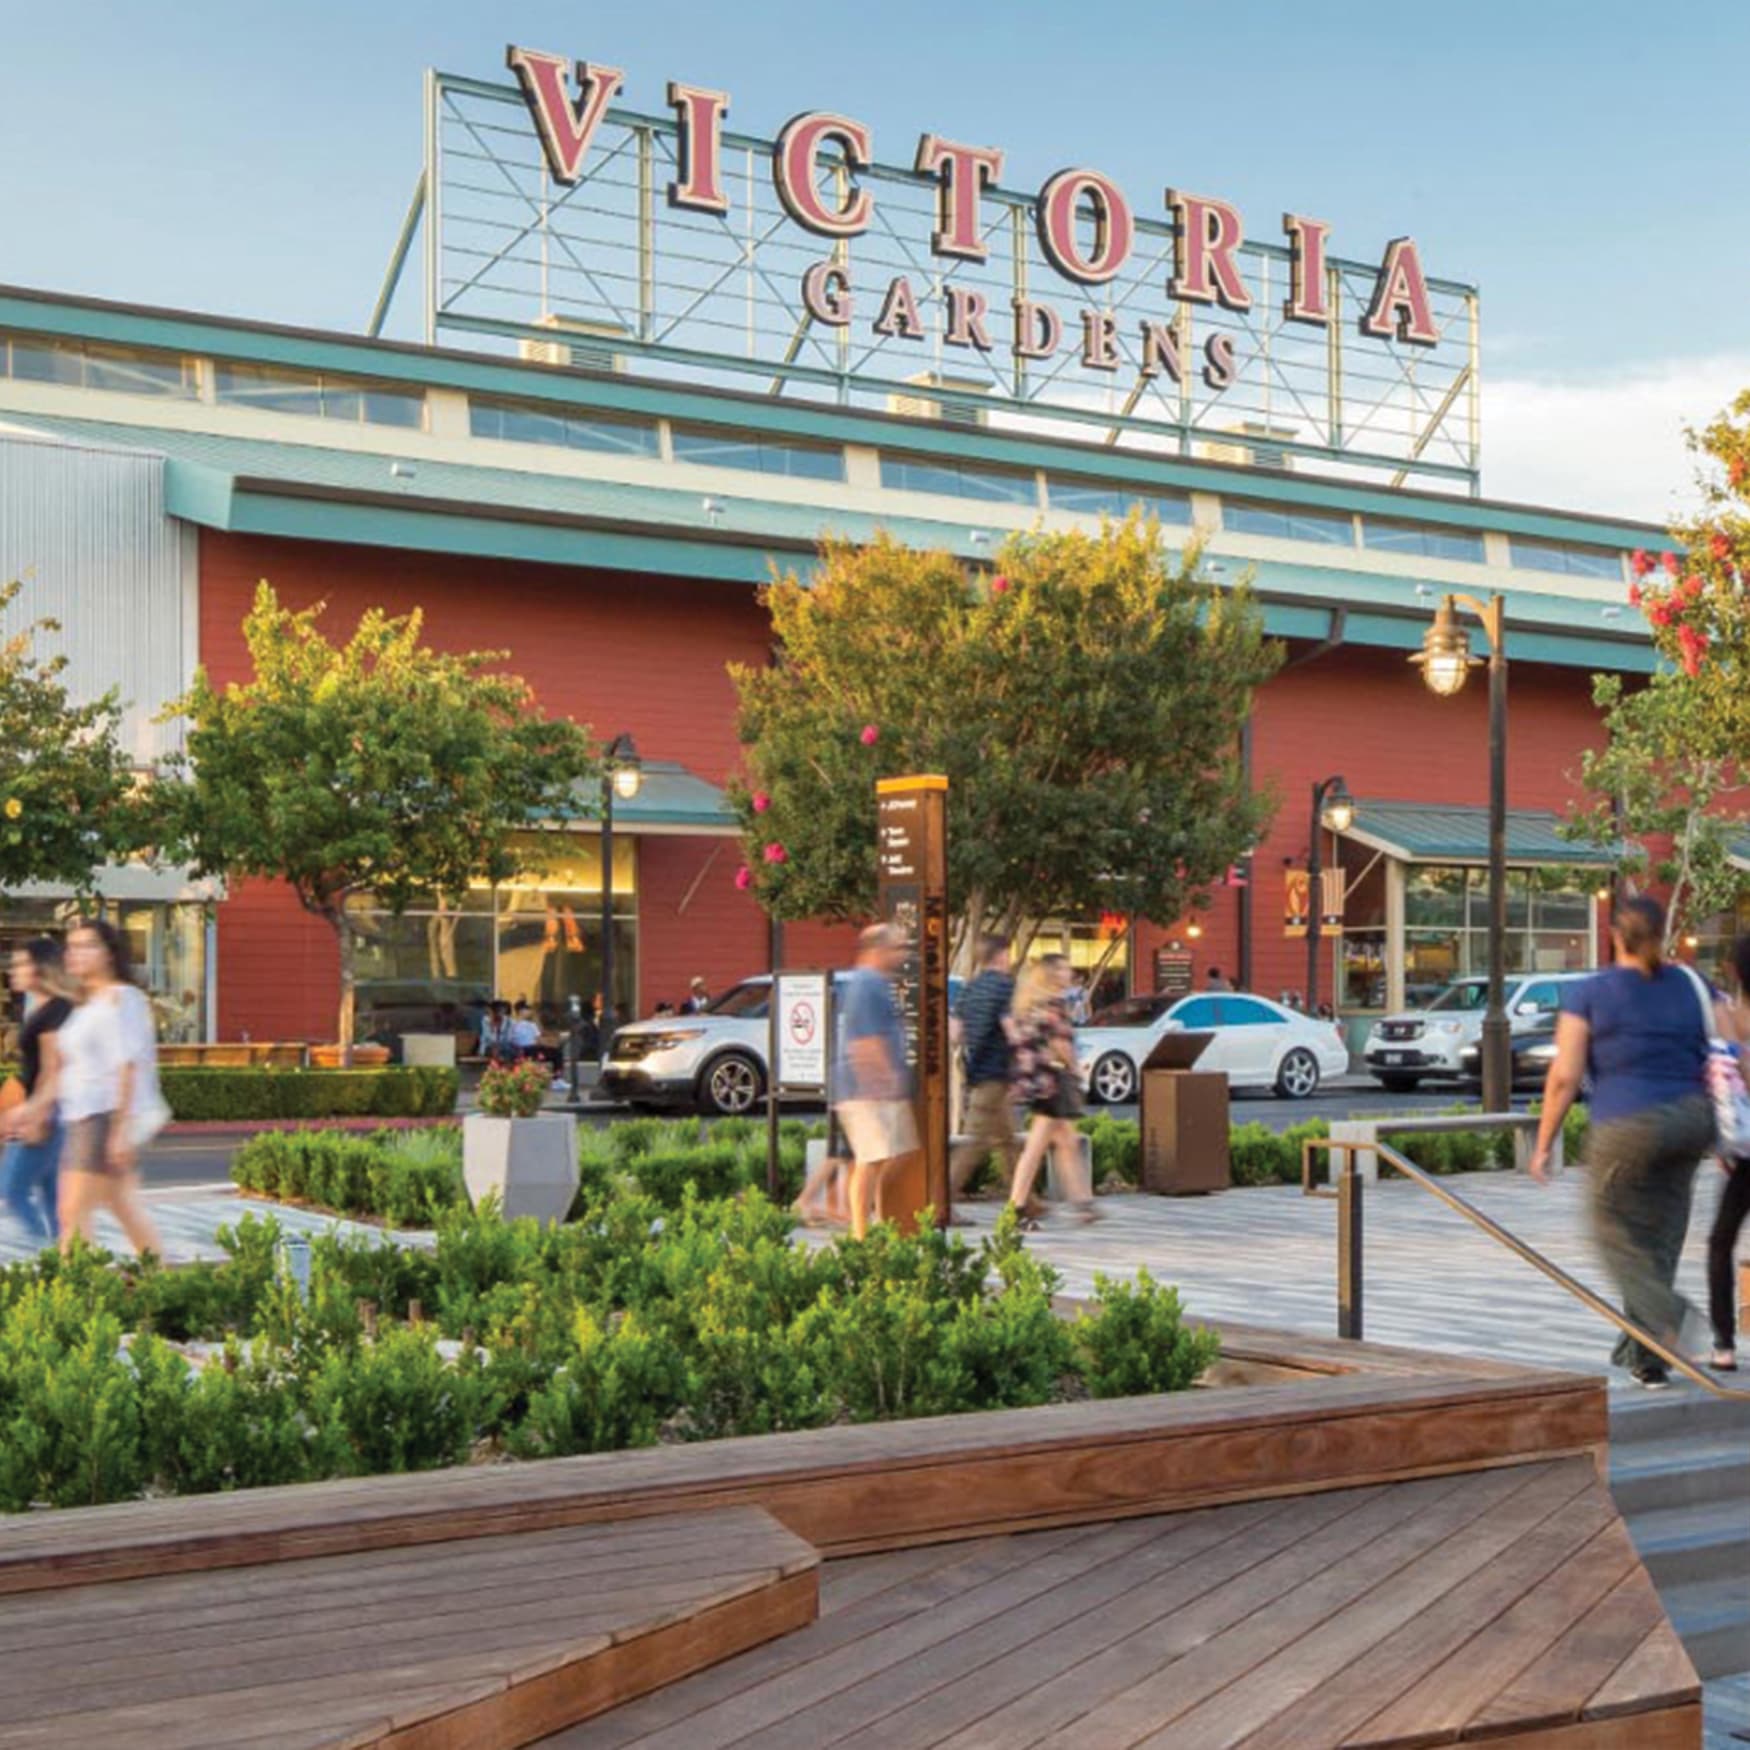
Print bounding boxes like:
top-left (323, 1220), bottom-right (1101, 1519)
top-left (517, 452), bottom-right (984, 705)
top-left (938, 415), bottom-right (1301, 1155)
top-left (1483, 356), bottom-right (1749, 526)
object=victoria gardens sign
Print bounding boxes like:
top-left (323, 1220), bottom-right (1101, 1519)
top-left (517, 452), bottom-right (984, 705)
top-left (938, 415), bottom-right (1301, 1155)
top-left (405, 50), bottom-right (1481, 487)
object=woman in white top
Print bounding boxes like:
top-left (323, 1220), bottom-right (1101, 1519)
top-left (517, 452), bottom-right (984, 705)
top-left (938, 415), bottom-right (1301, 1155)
top-left (43, 918), bottom-right (164, 1258)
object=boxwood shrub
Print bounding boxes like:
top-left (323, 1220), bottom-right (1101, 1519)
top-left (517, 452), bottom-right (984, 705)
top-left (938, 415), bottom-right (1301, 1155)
top-left (163, 1066), bottom-right (459, 1123)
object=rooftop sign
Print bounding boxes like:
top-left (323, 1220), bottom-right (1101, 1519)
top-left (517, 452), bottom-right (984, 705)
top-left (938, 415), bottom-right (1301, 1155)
top-left (415, 53), bottom-right (1480, 489)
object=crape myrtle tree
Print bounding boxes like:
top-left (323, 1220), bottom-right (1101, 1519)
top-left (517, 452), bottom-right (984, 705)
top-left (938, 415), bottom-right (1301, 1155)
top-left (728, 519), bottom-right (1281, 968)
top-left (0, 579), bottom-right (142, 893)
top-left (159, 583), bottom-right (598, 1057)
top-left (1566, 387), bottom-right (1750, 948)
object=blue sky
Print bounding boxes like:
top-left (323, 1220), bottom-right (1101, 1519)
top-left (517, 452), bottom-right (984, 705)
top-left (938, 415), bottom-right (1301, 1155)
top-left (2, 0), bottom-right (1745, 515)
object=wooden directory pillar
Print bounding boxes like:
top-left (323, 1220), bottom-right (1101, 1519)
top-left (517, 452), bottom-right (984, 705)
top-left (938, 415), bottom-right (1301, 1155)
top-left (875, 775), bottom-right (950, 1232)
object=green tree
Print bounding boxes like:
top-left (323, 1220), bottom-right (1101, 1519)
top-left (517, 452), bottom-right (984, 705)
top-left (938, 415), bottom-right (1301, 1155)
top-left (0, 578), bottom-right (142, 893)
top-left (1564, 670), bottom-right (1748, 951)
top-left (158, 584), bottom-right (598, 1055)
top-left (730, 519), bottom-right (1279, 959)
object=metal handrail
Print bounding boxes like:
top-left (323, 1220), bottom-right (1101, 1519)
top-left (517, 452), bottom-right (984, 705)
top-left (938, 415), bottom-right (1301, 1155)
top-left (1303, 1136), bottom-right (1750, 1402)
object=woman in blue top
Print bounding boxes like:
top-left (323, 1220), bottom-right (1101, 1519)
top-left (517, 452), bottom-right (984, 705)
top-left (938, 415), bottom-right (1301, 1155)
top-left (1531, 895), bottom-right (1713, 1387)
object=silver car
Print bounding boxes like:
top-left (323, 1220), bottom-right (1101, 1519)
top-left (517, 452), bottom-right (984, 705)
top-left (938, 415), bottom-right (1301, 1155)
top-left (1364, 972), bottom-right (1586, 1091)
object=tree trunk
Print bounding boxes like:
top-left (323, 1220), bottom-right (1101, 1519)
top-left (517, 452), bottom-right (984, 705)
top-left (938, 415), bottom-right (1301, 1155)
top-left (329, 911), bottom-right (357, 1068)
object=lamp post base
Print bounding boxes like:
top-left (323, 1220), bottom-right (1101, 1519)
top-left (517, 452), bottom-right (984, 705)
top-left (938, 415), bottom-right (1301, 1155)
top-left (1481, 1013), bottom-right (1513, 1114)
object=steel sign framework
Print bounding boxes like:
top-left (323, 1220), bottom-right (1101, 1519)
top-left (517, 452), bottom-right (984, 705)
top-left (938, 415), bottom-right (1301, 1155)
top-left (415, 68), bottom-right (1482, 492)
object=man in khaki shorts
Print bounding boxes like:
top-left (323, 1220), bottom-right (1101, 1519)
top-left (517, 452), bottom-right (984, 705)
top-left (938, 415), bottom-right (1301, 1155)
top-left (835, 923), bottom-right (916, 1238)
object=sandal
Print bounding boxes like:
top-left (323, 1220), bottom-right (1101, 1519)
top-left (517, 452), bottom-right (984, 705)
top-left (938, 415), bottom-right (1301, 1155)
top-left (1711, 1350), bottom-right (1739, 1371)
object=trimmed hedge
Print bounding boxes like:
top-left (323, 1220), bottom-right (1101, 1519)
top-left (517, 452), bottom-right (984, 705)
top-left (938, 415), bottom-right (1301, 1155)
top-left (163, 1066), bottom-right (459, 1123)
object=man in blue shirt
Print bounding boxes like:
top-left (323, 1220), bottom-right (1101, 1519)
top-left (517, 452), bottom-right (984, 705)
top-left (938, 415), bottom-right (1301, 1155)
top-left (834, 923), bottom-right (915, 1239)
top-left (949, 935), bottom-right (1027, 1219)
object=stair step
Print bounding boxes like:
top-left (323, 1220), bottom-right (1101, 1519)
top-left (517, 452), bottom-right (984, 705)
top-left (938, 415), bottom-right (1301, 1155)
top-left (1609, 1389), bottom-right (1750, 1447)
top-left (1663, 1575), bottom-right (1750, 1683)
top-left (1612, 1437), bottom-right (1750, 1513)
top-left (1628, 1497), bottom-right (1750, 1588)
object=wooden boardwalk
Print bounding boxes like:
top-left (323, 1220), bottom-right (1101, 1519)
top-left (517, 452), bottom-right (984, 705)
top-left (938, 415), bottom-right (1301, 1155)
top-left (0, 1506), bottom-right (817, 1748)
top-left (547, 1459), bottom-right (1698, 1749)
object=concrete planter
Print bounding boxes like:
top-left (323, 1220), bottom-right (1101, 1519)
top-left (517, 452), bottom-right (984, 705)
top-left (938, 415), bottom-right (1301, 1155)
top-left (462, 1112), bottom-right (579, 1223)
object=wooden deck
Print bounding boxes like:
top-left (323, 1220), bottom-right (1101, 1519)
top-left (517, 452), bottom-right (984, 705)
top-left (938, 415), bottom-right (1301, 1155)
top-left (0, 1327), bottom-right (1602, 1597)
top-left (0, 1506), bottom-right (817, 1749)
top-left (545, 1459), bottom-right (1698, 1750)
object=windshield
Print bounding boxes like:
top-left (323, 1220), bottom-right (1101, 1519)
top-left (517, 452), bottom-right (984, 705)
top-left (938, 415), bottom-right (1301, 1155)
top-left (706, 982), bottom-right (770, 1018)
top-left (1426, 981), bottom-right (1489, 1013)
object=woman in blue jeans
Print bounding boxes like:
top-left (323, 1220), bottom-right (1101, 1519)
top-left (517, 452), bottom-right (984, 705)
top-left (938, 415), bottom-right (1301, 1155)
top-left (1, 938), bottom-right (74, 1245)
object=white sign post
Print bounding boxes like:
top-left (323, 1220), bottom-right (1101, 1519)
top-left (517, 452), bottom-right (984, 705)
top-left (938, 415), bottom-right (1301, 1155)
top-left (766, 970), bottom-right (832, 1197)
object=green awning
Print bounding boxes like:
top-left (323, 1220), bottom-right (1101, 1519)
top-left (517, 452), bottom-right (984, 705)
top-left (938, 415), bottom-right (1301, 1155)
top-left (1342, 800), bottom-right (1618, 866)
top-left (538, 760), bottom-right (737, 834)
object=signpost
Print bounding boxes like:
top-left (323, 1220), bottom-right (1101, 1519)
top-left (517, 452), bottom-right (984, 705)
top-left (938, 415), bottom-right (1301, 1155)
top-left (875, 775), bottom-right (949, 1232)
top-left (766, 970), bottom-right (831, 1198)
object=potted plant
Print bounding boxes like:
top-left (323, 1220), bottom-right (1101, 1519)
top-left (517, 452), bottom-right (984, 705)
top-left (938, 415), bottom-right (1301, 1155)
top-left (462, 1060), bottom-right (577, 1223)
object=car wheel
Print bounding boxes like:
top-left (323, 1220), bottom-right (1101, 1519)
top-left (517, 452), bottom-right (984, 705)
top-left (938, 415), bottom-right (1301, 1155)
top-left (699, 1051), bottom-right (763, 1117)
top-left (1089, 1051), bottom-right (1137, 1105)
top-left (1376, 1073), bottom-right (1420, 1093)
top-left (1275, 1048), bottom-right (1321, 1100)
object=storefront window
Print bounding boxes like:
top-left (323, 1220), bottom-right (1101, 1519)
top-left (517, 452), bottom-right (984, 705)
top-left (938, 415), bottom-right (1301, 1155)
top-left (1403, 865), bottom-right (1597, 1001)
top-left (349, 833), bottom-right (638, 1047)
top-left (1020, 916), bottom-right (1130, 1012)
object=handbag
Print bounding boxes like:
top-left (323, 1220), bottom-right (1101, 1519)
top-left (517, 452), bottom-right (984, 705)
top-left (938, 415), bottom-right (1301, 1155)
top-left (1681, 965), bottom-right (1750, 1155)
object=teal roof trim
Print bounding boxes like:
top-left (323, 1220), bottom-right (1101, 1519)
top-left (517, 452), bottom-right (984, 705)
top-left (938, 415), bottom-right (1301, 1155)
top-left (0, 284), bottom-right (1673, 547)
top-left (1348, 800), bottom-right (1617, 866)
top-left (539, 762), bottom-right (736, 832)
top-left (5, 414), bottom-right (1654, 677)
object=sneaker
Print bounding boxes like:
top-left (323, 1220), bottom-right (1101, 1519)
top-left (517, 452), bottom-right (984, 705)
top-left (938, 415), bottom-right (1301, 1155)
top-left (1629, 1364), bottom-right (1671, 1390)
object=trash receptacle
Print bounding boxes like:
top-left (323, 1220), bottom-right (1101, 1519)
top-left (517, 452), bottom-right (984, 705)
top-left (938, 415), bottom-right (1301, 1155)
top-left (1139, 1030), bottom-right (1230, 1194)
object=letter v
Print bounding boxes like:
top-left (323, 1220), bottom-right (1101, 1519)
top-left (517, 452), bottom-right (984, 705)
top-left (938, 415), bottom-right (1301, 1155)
top-left (506, 46), bottom-right (625, 185)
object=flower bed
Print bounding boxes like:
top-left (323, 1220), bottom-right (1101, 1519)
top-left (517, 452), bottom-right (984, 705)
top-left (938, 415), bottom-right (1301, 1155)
top-left (0, 1184), bottom-right (1216, 1512)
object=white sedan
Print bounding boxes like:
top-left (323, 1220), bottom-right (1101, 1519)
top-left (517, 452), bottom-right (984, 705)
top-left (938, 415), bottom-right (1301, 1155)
top-left (1078, 991), bottom-right (1350, 1104)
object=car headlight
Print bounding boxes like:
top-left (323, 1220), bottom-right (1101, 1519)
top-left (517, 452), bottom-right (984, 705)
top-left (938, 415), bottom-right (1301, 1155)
top-left (1431, 1020), bottom-right (1464, 1035)
top-left (642, 1030), bottom-right (706, 1051)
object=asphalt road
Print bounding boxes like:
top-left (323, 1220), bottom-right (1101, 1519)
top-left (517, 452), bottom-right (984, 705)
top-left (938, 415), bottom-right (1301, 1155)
top-left (138, 1080), bottom-right (1524, 1190)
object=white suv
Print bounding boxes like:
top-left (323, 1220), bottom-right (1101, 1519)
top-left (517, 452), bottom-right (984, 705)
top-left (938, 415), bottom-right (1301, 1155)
top-left (1363, 972), bottom-right (1587, 1092)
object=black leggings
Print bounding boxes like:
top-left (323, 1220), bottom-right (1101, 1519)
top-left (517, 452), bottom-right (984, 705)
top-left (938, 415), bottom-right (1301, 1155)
top-left (1710, 1159), bottom-right (1750, 1349)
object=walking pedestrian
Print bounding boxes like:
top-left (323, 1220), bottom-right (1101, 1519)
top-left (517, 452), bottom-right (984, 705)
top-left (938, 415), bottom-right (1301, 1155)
top-left (1204, 966), bottom-right (1234, 993)
top-left (1064, 969), bottom-right (1091, 1026)
top-left (949, 935), bottom-right (1037, 1219)
top-left (1705, 933), bottom-right (1750, 1371)
top-left (1007, 954), bottom-right (1101, 1227)
top-left (0, 939), bottom-right (74, 1246)
top-left (43, 918), bottom-right (168, 1259)
top-left (833, 924), bottom-right (915, 1239)
top-left (1530, 896), bottom-right (1712, 1388)
top-left (682, 977), bottom-right (711, 1015)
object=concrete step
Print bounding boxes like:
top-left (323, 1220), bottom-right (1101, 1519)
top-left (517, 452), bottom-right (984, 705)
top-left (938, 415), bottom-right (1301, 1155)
top-left (1611, 1436), bottom-right (1750, 1514)
top-left (1663, 1575), bottom-right (1750, 1683)
top-left (1627, 1496), bottom-right (1750, 1589)
top-left (1609, 1388), bottom-right (1750, 1448)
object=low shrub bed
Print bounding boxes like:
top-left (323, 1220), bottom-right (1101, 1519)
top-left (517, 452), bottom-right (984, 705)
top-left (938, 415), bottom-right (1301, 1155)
top-left (0, 1188), bottom-right (1218, 1512)
top-left (164, 1065), bottom-right (459, 1123)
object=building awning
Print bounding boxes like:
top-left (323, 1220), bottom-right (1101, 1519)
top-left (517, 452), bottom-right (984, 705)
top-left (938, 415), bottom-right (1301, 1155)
top-left (540, 760), bottom-right (738, 835)
top-left (1341, 800), bottom-right (1619, 867)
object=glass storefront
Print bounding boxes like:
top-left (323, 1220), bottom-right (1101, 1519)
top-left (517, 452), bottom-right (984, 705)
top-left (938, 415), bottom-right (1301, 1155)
top-left (349, 832), bottom-right (638, 1048)
top-left (1020, 915), bottom-right (1131, 1012)
top-left (0, 896), bottom-right (207, 1055)
top-left (1403, 865), bottom-right (1595, 1007)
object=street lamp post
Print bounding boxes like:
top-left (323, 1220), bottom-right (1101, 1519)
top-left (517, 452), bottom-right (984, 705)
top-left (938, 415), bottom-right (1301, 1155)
top-left (1306, 776), bottom-right (1355, 1016)
top-left (599, 732), bottom-right (643, 1053)
top-left (1414, 593), bottom-right (1510, 1113)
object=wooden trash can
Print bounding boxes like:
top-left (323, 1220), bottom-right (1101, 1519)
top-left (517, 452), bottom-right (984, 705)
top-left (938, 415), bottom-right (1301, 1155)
top-left (1139, 1030), bottom-right (1230, 1195)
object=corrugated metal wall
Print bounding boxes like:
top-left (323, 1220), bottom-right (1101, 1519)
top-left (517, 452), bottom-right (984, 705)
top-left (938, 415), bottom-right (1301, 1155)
top-left (0, 430), bottom-right (195, 764)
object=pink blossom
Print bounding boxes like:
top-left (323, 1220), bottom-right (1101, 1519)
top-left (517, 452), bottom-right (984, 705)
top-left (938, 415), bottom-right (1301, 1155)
top-left (733, 865), bottom-right (752, 891)
top-left (763, 842), bottom-right (789, 865)
top-left (991, 574), bottom-right (1010, 595)
top-left (859, 724), bottom-right (879, 747)
top-left (1630, 549), bottom-right (1653, 577)
top-left (1712, 532), bottom-right (1733, 563)
top-left (1661, 550), bottom-right (1681, 577)
top-left (1628, 582), bottom-right (1642, 608)
top-left (751, 790), bottom-right (770, 814)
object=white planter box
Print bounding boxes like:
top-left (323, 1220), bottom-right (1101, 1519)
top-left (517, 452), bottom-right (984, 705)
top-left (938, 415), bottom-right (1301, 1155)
top-left (462, 1112), bottom-right (579, 1223)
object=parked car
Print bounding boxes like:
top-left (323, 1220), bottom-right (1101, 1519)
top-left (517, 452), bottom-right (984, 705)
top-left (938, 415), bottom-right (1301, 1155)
top-left (1078, 991), bottom-right (1349, 1105)
top-left (601, 973), bottom-right (964, 1117)
top-left (1364, 972), bottom-right (1585, 1091)
top-left (1458, 1010), bottom-right (1562, 1089)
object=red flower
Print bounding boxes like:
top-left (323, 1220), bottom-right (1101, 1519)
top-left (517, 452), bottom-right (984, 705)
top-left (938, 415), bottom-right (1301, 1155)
top-left (763, 842), bottom-right (789, 865)
top-left (859, 724), bottom-right (879, 747)
top-left (1712, 532), bottom-right (1733, 563)
top-left (1630, 549), bottom-right (1653, 577)
top-left (1648, 599), bottom-right (1675, 628)
top-left (1682, 573), bottom-right (1705, 601)
top-left (1731, 456), bottom-right (1747, 488)
top-left (733, 865), bottom-right (752, 891)
top-left (751, 790), bottom-right (770, 814)
top-left (1661, 550), bottom-right (1681, 576)
top-left (991, 574), bottom-right (1010, 595)
top-left (1678, 624), bottom-right (1710, 677)
top-left (1628, 581), bottom-right (1642, 608)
